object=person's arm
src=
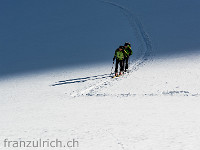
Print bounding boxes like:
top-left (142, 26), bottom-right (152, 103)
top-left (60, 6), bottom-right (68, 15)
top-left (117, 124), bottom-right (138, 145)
top-left (124, 49), bottom-right (128, 55)
top-left (129, 47), bottom-right (133, 56)
top-left (113, 56), bottom-right (116, 61)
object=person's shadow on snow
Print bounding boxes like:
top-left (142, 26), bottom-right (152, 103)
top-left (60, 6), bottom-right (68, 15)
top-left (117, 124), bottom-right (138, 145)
top-left (51, 74), bottom-right (112, 86)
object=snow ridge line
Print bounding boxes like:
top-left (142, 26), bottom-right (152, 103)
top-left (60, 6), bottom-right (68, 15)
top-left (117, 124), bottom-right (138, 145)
top-left (70, 1), bottom-right (153, 97)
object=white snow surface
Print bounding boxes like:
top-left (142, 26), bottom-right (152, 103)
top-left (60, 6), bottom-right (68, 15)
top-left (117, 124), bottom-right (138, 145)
top-left (0, 52), bottom-right (200, 150)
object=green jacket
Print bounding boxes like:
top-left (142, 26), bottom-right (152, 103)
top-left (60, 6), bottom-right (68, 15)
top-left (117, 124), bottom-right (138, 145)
top-left (124, 45), bottom-right (133, 58)
top-left (114, 48), bottom-right (124, 60)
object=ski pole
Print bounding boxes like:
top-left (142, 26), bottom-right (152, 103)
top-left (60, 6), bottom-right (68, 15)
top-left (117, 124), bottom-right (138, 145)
top-left (110, 61), bottom-right (114, 75)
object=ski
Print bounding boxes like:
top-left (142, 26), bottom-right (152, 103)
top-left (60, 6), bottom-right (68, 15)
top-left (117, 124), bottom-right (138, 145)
top-left (112, 76), bottom-right (117, 78)
top-left (111, 74), bottom-right (124, 78)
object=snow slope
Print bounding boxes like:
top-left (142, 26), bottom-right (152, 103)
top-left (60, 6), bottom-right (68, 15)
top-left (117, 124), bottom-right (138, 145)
top-left (1, 0), bottom-right (200, 149)
top-left (0, 51), bottom-right (200, 150)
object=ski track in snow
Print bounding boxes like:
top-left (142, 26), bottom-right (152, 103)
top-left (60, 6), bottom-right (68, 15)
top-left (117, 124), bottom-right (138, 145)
top-left (77, 91), bottom-right (200, 98)
top-left (69, 1), bottom-right (153, 98)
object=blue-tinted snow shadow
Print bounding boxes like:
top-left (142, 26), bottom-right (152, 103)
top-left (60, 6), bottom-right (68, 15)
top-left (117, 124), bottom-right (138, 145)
top-left (1, 0), bottom-right (200, 78)
top-left (0, 0), bottom-right (133, 78)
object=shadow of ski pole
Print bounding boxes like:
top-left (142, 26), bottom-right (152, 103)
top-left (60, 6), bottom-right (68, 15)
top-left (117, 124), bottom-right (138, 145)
top-left (51, 73), bottom-right (112, 86)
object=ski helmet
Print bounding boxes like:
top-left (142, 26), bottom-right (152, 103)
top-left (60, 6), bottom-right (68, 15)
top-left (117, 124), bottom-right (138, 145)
top-left (124, 42), bottom-right (131, 47)
top-left (119, 46), bottom-right (125, 50)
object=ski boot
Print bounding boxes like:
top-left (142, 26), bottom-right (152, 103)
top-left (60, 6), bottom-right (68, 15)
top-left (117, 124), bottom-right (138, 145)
top-left (112, 73), bottom-right (118, 78)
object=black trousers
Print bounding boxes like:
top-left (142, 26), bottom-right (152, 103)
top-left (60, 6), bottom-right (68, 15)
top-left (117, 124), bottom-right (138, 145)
top-left (124, 56), bottom-right (129, 71)
top-left (115, 59), bottom-right (124, 73)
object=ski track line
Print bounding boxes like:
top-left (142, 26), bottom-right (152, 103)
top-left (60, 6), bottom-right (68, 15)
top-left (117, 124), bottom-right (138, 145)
top-left (106, 129), bottom-right (127, 150)
top-left (70, 1), bottom-right (153, 97)
top-left (101, 0), bottom-right (153, 71)
top-left (70, 80), bottom-right (110, 97)
top-left (76, 91), bottom-right (200, 98)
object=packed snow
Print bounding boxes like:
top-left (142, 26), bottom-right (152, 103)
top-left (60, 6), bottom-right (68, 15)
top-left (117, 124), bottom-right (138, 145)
top-left (0, 51), bottom-right (200, 150)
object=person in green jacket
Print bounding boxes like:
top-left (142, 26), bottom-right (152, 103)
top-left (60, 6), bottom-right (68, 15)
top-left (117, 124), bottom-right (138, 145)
top-left (113, 46), bottom-right (125, 76)
top-left (123, 42), bottom-right (133, 72)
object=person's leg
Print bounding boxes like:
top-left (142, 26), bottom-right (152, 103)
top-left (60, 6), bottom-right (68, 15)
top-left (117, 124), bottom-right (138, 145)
top-left (124, 57), bottom-right (127, 72)
top-left (115, 59), bottom-right (119, 75)
top-left (123, 58), bottom-right (126, 71)
top-left (120, 60), bottom-right (124, 74)
top-left (125, 57), bottom-right (129, 71)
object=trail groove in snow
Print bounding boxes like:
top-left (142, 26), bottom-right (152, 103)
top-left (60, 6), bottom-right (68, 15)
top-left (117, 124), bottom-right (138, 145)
top-left (79, 91), bottom-right (200, 98)
top-left (69, 1), bottom-right (153, 97)
top-left (100, 0), bottom-right (153, 62)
